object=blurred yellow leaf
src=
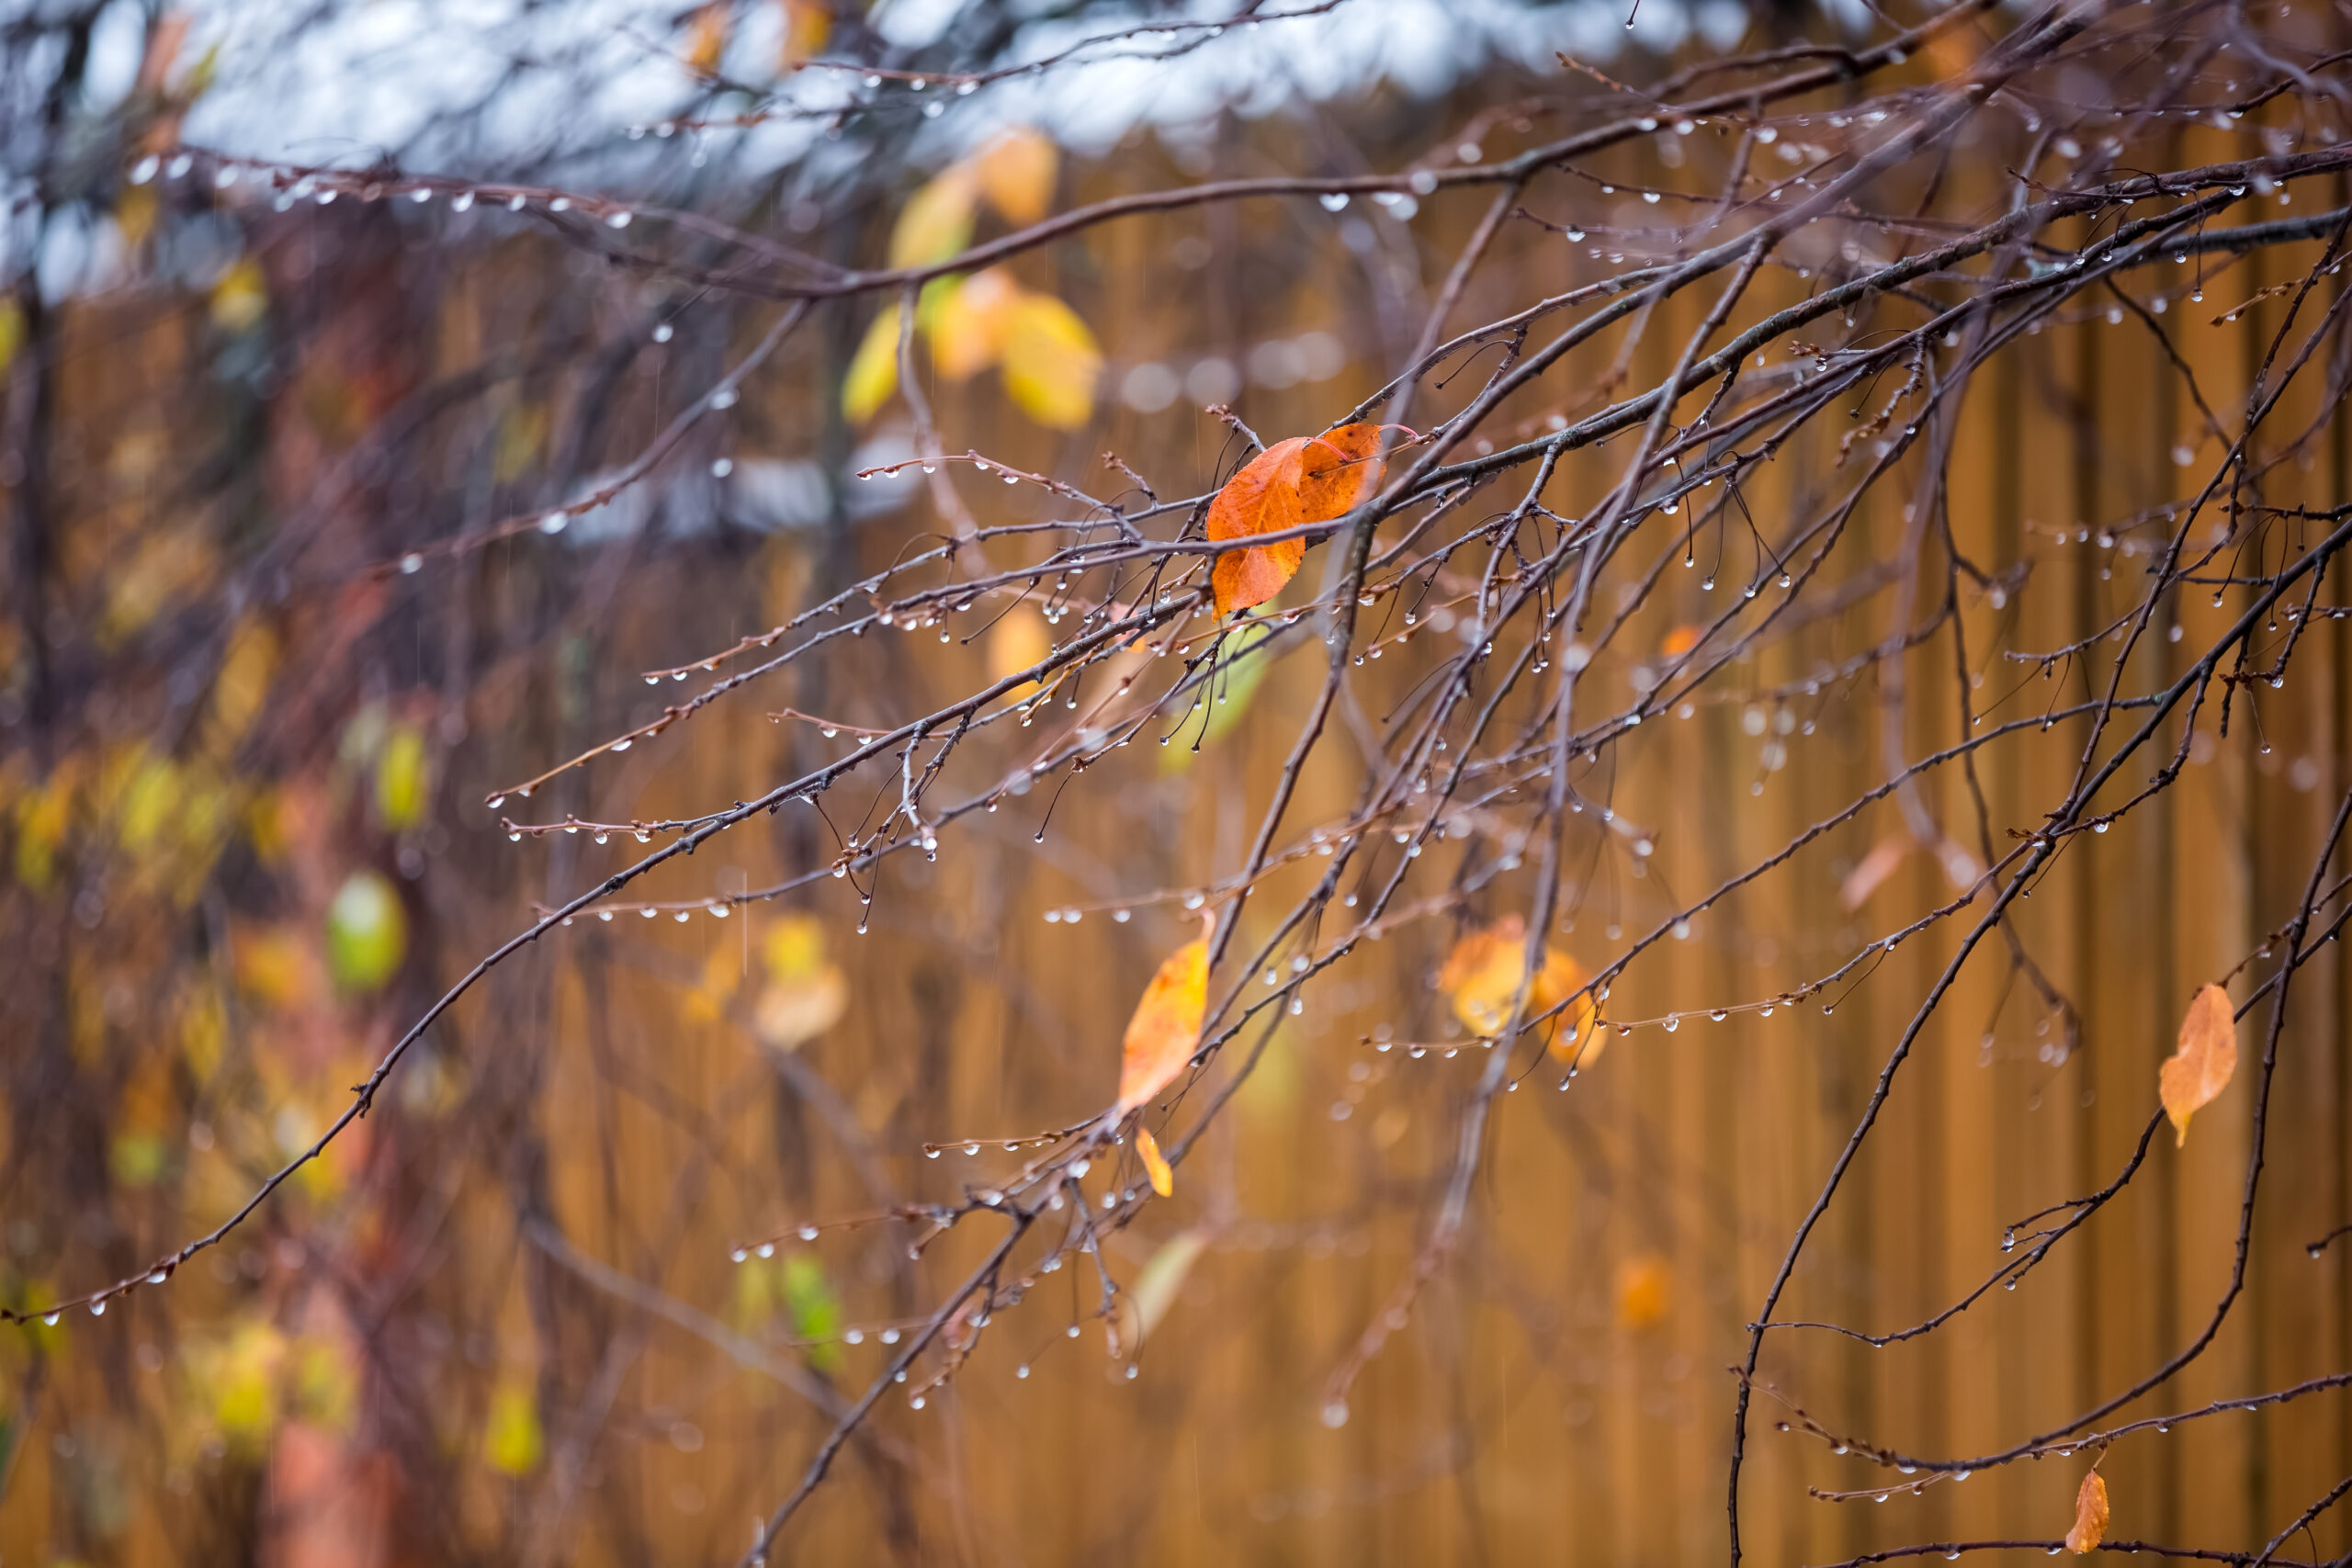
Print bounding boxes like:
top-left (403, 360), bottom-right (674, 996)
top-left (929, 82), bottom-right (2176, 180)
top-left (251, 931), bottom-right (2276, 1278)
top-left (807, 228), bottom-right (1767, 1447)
top-left (842, 302), bottom-right (901, 424)
top-left (762, 913), bottom-right (827, 980)
top-left (294, 1339), bottom-right (359, 1433)
top-left (15, 764), bottom-right (79, 894)
top-left (1117, 937), bottom-right (1207, 1113)
top-left (325, 870), bottom-right (407, 994)
top-left (209, 256), bottom-right (266, 333)
top-left (110, 1131), bottom-right (168, 1187)
top-left (199, 1321), bottom-right (287, 1449)
top-left (927, 267), bottom-right (1019, 380)
top-left (888, 169), bottom-right (977, 269)
top-left (1136, 1125), bottom-right (1173, 1197)
top-left (1437, 915), bottom-right (1598, 1062)
top-left (2066, 1469), bottom-right (2110, 1553)
top-left (1117, 1228), bottom-right (1208, 1348)
top-left (117, 185), bottom-right (160, 249)
top-left (974, 128), bottom-right (1058, 225)
top-left (776, 0), bottom-right (830, 66)
top-left (1001, 292), bottom-right (1101, 430)
top-left (180, 984), bottom-right (225, 1078)
top-left (205, 618), bottom-right (279, 752)
top-left (492, 403), bottom-right (548, 484)
top-left (1613, 1254), bottom-right (1670, 1330)
top-left (483, 1382), bottom-right (543, 1475)
top-left (118, 751), bottom-right (176, 851)
top-left (0, 298), bottom-right (22, 375)
top-left (2159, 984), bottom-right (2236, 1145)
top-left (374, 724), bottom-right (430, 832)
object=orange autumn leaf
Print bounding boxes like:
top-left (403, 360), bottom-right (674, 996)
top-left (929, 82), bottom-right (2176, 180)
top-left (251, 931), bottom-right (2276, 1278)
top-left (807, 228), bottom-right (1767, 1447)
top-left (2065, 1468), bottom-right (2109, 1553)
top-left (1661, 623), bottom-right (1702, 658)
top-left (1206, 423), bottom-right (1386, 616)
top-left (2158, 984), bottom-right (2236, 1145)
top-left (1116, 938), bottom-right (1207, 1114)
top-left (1436, 914), bottom-right (1599, 1063)
top-left (1136, 1125), bottom-right (1173, 1197)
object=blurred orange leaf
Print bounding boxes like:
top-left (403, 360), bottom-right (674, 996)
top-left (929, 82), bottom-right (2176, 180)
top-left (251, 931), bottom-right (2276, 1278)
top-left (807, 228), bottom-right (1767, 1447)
top-left (776, 0), bottom-right (830, 67)
top-left (1001, 292), bottom-right (1102, 430)
top-left (888, 169), bottom-right (977, 269)
top-left (1437, 914), bottom-right (1597, 1062)
top-left (1116, 938), bottom-right (1207, 1114)
top-left (927, 267), bottom-right (1019, 380)
top-left (1136, 1125), bottom-right (1173, 1197)
top-left (2065, 1468), bottom-right (2109, 1553)
top-left (1207, 423), bottom-right (1385, 616)
top-left (1613, 1254), bottom-right (1670, 1330)
top-left (1839, 835), bottom-right (1909, 910)
top-left (1661, 623), bottom-right (1701, 658)
top-left (683, 3), bottom-right (729, 74)
top-left (2158, 984), bottom-right (2235, 1145)
top-left (974, 128), bottom-right (1058, 225)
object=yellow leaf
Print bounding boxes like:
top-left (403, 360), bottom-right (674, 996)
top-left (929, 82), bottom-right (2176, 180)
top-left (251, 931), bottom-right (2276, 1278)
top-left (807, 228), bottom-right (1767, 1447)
top-left (1206, 423), bottom-right (1385, 616)
top-left (762, 913), bottom-right (829, 981)
top-left (1136, 1125), bottom-right (1173, 1197)
top-left (2158, 984), bottom-right (2236, 1145)
top-left (2065, 1468), bottom-right (2109, 1553)
top-left (1436, 915), bottom-right (1598, 1063)
top-left (927, 267), bottom-right (1019, 380)
top-left (492, 402), bottom-right (547, 483)
top-left (374, 723), bottom-right (430, 832)
top-left (483, 1382), bottom-right (543, 1475)
top-left (209, 255), bottom-right (266, 333)
top-left (0, 298), bottom-right (21, 375)
top-left (776, 0), bottom-right (830, 67)
top-left (974, 128), bottom-right (1058, 225)
top-left (1613, 1254), bottom-right (1670, 1330)
top-left (1001, 292), bottom-right (1101, 430)
top-left (888, 169), bottom-right (977, 269)
top-left (1116, 938), bottom-right (1208, 1114)
top-left (842, 302), bottom-right (901, 424)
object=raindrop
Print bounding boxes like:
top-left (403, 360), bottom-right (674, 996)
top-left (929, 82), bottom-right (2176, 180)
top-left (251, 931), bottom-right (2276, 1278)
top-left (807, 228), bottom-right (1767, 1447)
top-left (1319, 193), bottom-right (1350, 211)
